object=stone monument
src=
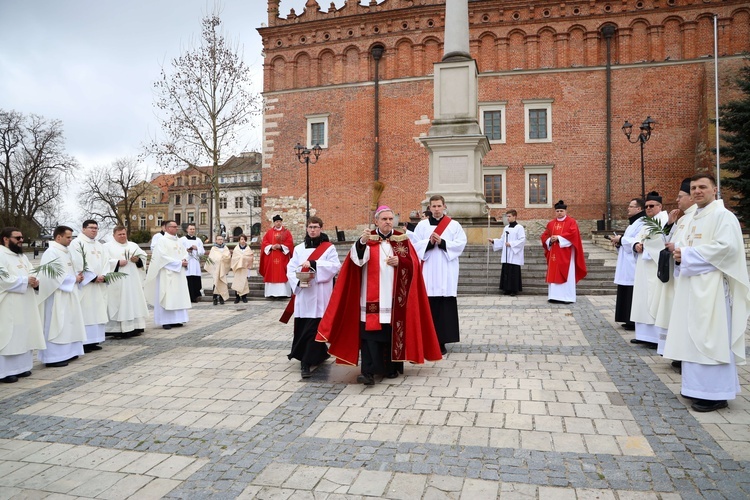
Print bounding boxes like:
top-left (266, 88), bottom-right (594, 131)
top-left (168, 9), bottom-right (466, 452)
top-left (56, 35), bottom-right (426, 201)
top-left (419, 0), bottom-right (490, 220)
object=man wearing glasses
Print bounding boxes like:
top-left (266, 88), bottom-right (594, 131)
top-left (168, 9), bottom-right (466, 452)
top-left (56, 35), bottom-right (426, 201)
top-left (284, 217), bottom-right (340, 379)
top-left (611, 198), bottom-right (645, 331)
top-left (144, 220), bottom-right (191, 330)
top-left (0, 228), bottom-right (45, 382)
top-left (71, 220), bottom-right (108, 353)
top-left (630, 192), bottom-right (668, 348)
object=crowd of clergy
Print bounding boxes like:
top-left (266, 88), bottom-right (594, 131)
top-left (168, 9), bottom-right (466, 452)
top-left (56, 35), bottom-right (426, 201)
top-left (612, 174), bottom-right (749, 413)
top-left (2, 178), bottom-right (747, 408)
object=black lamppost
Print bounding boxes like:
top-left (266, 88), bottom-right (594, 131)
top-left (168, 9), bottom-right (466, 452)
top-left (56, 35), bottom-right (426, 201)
top-left (622, 116), bottom-right (655, 201)
top-left (294, 142), bottom-right (323, 220)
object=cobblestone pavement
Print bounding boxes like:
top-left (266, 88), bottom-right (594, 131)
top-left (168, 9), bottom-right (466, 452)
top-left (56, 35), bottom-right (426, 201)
top-left (1, 295), bottom-right (749, 499)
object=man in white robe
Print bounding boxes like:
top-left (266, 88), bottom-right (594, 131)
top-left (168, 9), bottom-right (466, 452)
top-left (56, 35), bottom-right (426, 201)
top-left (150, 221), bottom-right (167, 251)
top-left (71, 220), bottom-right (108, 352)
top-left (629, 192), bottom-right (669, 347)
top-left (206, 235), bottom-right (231, 305)
top-left (0, 227), bottom-right (45, 382)
top-left (37, 225), bottom-right (86, 367)
top-left (103, 226), bottom-right (148, 338)
top-left (285, 216), bottom-right (341, 378)
top-left (612, 198), bottom-right (645, 330)
top-left (413, 195), bottom-right (467, 355)
top-left (144, 219), bottom-right (191, 330)
top-left (651, 179), bottom-right (696, 356)
top-left (664, 174), bottom-right (750, 412)
top-left (489, 209), bottom-right (525, 296)
top-left (179, 223), bottom-right (204, 303)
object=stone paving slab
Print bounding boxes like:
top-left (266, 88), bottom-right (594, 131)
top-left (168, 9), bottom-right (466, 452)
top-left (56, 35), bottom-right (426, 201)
top-left (0, 295), bottom-right (749, 498)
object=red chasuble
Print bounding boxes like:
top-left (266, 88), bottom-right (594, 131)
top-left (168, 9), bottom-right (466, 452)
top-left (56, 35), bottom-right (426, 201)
top-left (540, 217), bottom-right (587, 284)
top-left (259, 227), bottom-right (294, 284)
top-left (316, 230), bottom-right (442, 366)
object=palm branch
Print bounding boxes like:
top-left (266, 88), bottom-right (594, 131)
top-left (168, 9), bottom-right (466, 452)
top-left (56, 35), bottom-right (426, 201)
top-left (32, 258), bottom-right (64, 279)
top-left (642, 216), bottom-right (667, 238)
top-left (104, 271), bottom-right (128, 284)
top-left (77, 242), bottom-right (90, 273)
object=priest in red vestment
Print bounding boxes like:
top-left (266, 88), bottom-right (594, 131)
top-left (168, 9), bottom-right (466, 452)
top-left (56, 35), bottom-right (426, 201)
top-left (259, 215), bottom-right (294, 298)
top-left (541, 200), bottom-right (587, 303)
top-left (316, 206), bottom-right (442, 386)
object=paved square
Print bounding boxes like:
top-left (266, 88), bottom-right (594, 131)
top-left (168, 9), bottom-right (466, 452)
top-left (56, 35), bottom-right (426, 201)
top-left (1, 295), bottom-right (749, 498)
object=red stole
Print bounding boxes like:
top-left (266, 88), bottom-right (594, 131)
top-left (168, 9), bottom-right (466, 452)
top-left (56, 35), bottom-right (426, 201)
top-left (433, 216), bottom-right (452, 236)
top-left (279, 242), bottom-right (332, 323)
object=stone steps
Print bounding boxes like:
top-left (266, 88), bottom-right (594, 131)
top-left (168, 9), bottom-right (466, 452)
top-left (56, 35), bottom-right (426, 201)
top-left (202, 238), bottom-right (617, 299)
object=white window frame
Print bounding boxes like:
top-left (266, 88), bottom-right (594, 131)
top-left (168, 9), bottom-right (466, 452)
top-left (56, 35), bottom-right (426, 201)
top-left (187, 211), bottom-right (195, 224)
top-left (306, 113), bottom-right (330, 149)
top-left (140, 198), bottom-right (147, 209)
top-left (523, 99), bottom-right (553, 143)
top-left (524, 165), bottom-right (553, 208)
top-left (482, 165), bottom-right (507, 209)
top-left (479, 102), bottom-right (507, 145)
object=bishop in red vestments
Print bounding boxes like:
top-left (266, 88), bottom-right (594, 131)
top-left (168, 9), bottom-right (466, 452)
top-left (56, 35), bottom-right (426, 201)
top-left (259, 215), bottom-right (294, 298)
top-left (316, 206), bottom-right (442, 386)
top-left (541, 200), bottom-right (587, 303)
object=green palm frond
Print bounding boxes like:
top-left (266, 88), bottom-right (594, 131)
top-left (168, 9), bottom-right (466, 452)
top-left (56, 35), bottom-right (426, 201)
top-left (104, 271), bottom-right (128, 284)
top-left (32, 258), bottom-right (64, 279)
top-left (77, 242), bottom-right (90, 273)
top-left (642, 216), bottom-right (667, 238)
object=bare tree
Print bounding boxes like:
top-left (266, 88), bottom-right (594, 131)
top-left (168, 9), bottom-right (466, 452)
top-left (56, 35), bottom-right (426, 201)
top-left (79, 158), bottom-right (149, 235)
top-left (0, 109), bottom-right (77, 236)
top-left (147, 14), bottom-right (260, 234)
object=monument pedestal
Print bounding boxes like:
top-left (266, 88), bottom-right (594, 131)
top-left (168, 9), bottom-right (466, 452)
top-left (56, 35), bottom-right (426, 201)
top-left (420, 58), bottom-right (489, 220)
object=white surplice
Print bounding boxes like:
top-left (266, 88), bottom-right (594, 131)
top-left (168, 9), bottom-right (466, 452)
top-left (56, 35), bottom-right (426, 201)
top-left (71, 234), bottom-right (108, 345)
top-left (36, 242), bottom-right (86, 363)
top-left (663, 200), bottom-right (750, 401)
top-left (413, 218), bottom-right (467, 297)
top-left (103, 240), bottom-right (148, 333)
top-left (287, 242), bottom-right (341, 318)
top-left (179, 236), bottom-right (205, 277)
top-left (0, 246), bottom-right (45, 377)
top-left (491, 224), bottom-right (526, 265)
top-left (630, 210), bottom-right (668, 343)
top-left (144, 233), bottom-right (191, 326)
top-left (613, 217), bottom-right (645, 287)
top-left (543, 233), bottom-right (576, 303)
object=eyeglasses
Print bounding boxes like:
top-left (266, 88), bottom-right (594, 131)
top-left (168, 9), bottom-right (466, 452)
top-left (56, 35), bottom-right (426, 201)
top-left (645, 204), bottom-right (659, 208)
top-left (11, 236), bottom-right (23, 240)
top-left (307, 226), bottom-right (321, 229)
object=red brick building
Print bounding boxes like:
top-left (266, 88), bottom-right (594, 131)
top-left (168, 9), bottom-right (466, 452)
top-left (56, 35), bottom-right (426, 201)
top-left (258, 0), bottom-right (750, 236)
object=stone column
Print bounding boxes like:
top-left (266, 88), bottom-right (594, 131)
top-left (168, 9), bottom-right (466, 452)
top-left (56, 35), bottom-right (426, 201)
top-left (443, 0), bottom-right (471, 61)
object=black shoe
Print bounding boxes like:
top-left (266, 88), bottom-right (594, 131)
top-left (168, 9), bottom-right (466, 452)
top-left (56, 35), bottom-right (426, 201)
top-left (680, 393), bottom-right (697, 400)
top-left (234, 295), bottom-right (241, 304)
top-left (46, 361), bottom-right (69, 368)
top-left (163, 324), bottom-right (172, 330)
top-left (219, 296), bottom-right (225, 305)
top-left (691, 399), bottom-right (728, 412)
top-left (386, 371), bottom-right (399, 379)
top-left (171, 323), bottom-right (184, 328)
top-left (301, 363), bottom-right (311, 379)
top-left (241, 295), bottom-right (248, 303)
top-left (356, 373), bottom-right (375, 386)
top-left (213, 295), bottom-right (219, 306)
top-left (509, 293), bottom-right (517, 297)
top-left (83, 344), bottom-right (94, 353)
top-left (671, 360), bottom-right (682, 373)
top-left (67, 356), bottom-right (78, 362)
top-left (1, 375), bottom-right (19, 383)
top-left (622, 323), bottom-right (636, 331)
top-left (17, 371), bottom-right (31, 378)
top-left (440, 345), bottom-right (447, 356)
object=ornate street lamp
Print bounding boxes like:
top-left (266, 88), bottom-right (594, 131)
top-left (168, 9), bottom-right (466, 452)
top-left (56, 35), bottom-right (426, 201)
top-left (294, 142), bottom-right (323, 220)
top-left (622, 116), bottom-right (656, 201)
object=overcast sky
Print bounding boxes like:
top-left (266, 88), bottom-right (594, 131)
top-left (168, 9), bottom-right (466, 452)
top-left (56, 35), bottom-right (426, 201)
top-left (0, 0), bottom-right (331, 171)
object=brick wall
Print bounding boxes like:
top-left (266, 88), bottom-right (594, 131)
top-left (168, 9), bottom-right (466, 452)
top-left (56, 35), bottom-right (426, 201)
top-left (258, 0), bottom-right (750, 235)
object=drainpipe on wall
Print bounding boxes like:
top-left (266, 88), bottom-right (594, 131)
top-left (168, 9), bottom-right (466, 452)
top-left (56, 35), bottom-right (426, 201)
top-left (372, 45), bottom-right (384, 182)
top-left (601, 24), bottom-right (616, 231)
